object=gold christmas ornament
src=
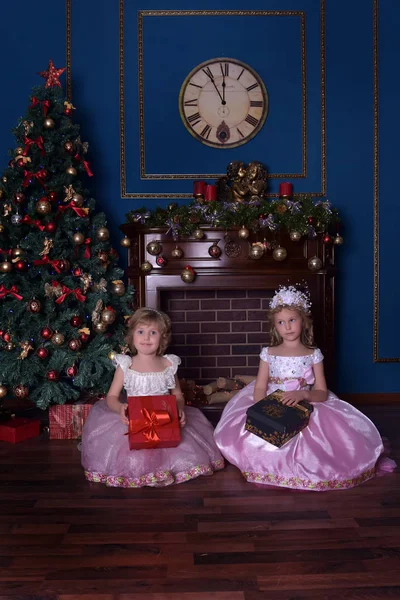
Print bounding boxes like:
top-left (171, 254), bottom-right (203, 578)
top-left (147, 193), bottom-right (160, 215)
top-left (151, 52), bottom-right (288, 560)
top-left (97, 251), bottom-right (109, 264)
top-left (72, 232), bottom-right (85, 245)
top-left (120, 236), bottom-right (131, 248)
top-left (27, 298), bottom-right (41, 313)
top-left (289, 231), bottom-right (302, 242)
top-left (94, 321), bottom-right (107, 334)
top-left (15, 147), bottom-right (24, 156)
top-left (12, 246), bottom-right (24, 258)
top-left (101, 309), bottom-right (116, 324)
top-left (111, 280), bottom-right (126, 296)
top-left (51, 332), bottom-right (65, 346)
top-left (141, 261), bottom-right (153, 273)
top-left (171, 245), bottom-right (184, 259)
top-left (71, 193), bottom-right (84, 207)
top-left (35, 199), bottom-right (52, 215)
top-left (0, 224), bottom-right (4, 233)
top-left (146, 240), bottom-right (162, 255)
top-left (5, 342), bottom-right (15, 351)
top-left (0, 384), bottom-right (7, 398)
top-left (181, 266), bottom-right (196, 283)
top-left (13, 384), bottom-right (29, 399)
top-left (334, 233), bottom-right (344, 245)
top-left (63, 141), bottom-right (75, 153)
top-left (43, 118), bottom-right (55, 129)
top-left (0, 260), bottom-right (12, 273)
top-left (2, 176), bottom-right (7, 184)
top-left (249, 244), bottom-right (264, 260)
top-left (238, 226), bottom-right (250, 239)
top-left (108, 350), bottom-right (117, 361)
top-left (96, 227), bottom-right (110, 241)
top-left (308, 256), bottom-right (322, 271)
top-left (193, 228), bottom-right (205, 240)
top-left (66, 166), bottom-right (77, 176)
top-left (272, 246), bottom-right (288, 261)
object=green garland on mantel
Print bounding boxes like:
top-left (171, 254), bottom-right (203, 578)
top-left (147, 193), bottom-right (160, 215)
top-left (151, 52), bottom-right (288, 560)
top-left (125, 195), bottom-right (340, 240)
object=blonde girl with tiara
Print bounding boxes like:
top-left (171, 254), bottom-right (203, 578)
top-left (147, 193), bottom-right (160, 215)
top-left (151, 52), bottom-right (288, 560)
top-left (214, 285), bottom-right (396, 491)
top-left (81, 307), bottom-right (224, 488)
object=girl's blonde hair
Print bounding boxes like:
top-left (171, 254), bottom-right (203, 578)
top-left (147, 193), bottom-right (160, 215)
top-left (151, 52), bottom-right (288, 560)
top-left (268, 305), bottom-right (315, 348)
top-left (126, 307), bottom-right (171, 355)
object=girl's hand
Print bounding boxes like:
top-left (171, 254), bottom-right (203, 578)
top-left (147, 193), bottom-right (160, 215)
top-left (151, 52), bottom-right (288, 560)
top-left (119, 403), bottom-right (129, 425)
top-left (178, 409), bottom-right (186, 428)
top-left (280, 391), bottom-right (306, 406)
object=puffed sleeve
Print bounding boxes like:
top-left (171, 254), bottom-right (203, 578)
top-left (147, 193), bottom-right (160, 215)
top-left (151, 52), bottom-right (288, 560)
top-left (112, 353), bottom-right (132, 374)
top-left (164, 354), bottom-right (181, 375)
top-left (259, 347), bottom-right (270, 363)
top-left (313, 348), bottom-right (324, 364)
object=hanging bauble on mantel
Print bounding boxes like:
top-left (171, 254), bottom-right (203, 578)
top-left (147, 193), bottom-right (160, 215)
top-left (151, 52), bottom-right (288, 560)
top-left (120, 236), bottom-right (131, 248)
top-left (289, 231), bottom-right (302, 242)
top-left (181, 265), bottom-right (196, 283)
top-left (334, 233), bottom-right (344, 245)
top-left (193, 228), bottom-right (205, 240)
top-left (141, 261), bottom-right (153, 273)
top-left (171, 245), bottom-right (184, 259)
top-left (156, 255), bottom-right (168, 267)
top-left (208, 242), bottom-right (222, 258)
top-left (146, 240), bottom-right (162, 255)
top-left (249, 244), bottom-right (264, 260)
top-left (238, 226), bottom-right (250, 240)
top-left (272, 246), bottom-right (287, 261)
top-left (308, 256), bottom-right (322, 271)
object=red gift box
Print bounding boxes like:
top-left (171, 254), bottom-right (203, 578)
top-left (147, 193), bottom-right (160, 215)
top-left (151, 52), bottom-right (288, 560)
top-left (0, 417), bottom-right (41, 444)
top-left (49, 400), bottom-right (97, 439)
top-left (127, 395), bottom-right (181, 450)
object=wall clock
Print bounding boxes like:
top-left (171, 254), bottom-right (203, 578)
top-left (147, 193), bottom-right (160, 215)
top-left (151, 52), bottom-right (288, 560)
top-left (179, 57), bottom-right (268, 149)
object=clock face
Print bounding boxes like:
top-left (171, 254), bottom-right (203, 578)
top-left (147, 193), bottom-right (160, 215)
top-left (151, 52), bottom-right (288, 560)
top-left (179, 58), bottom-right (268, 149)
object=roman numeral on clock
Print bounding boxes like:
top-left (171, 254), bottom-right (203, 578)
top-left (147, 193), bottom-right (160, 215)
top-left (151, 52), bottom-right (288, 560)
top-left (237, 128), bottom-right (244, 138)
top-left (250, 100), bottom-right (263, 107)
top-left (220, 63), bottom-right (229, 77)
top-left (203, 67), bottom-right (214, 80)
top-left (184, 99), bottom-right (198, 107)
top-left (187, 112), bottom-right (201, 123)
top-left (246, 82), bottom-right (259, 92)
top-left (200, 124), bottom-right (212, 139)
top-left (245, 114), bottom-right (259, 127)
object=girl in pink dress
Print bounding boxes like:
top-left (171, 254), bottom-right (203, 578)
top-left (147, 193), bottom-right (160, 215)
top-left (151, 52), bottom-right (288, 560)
top-left (82, 308), bottom-right (224, 488)
top-left (214, 285), bottom-right (396, 491)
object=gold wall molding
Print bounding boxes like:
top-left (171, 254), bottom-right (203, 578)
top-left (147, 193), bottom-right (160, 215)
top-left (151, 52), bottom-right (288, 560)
top-left (119, 2), bottom-right (326, 198)
top-left (373, 0), bottom-right (399, 361)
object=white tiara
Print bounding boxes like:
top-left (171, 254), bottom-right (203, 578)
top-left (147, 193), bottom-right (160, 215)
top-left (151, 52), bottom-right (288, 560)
top-left (269, 285), bottom-right (311, 312)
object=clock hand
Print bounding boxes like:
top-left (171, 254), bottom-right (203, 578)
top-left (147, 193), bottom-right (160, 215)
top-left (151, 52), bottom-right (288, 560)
top-left (203, 68), bottom-right (224, 104)
top-left (222, 75), bottom-right (226, 105)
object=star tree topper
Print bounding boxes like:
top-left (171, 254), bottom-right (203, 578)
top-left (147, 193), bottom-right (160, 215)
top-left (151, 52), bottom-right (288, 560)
top-left (38, 59), bottom-right (66, 88)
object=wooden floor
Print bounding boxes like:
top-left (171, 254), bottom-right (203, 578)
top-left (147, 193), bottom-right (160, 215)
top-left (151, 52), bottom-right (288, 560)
top-left (0, 406), bottom-right (399, 600)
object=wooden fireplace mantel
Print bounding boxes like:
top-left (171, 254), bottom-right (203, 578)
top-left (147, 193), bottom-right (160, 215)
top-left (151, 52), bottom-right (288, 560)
top-left (120, 224), bottom-right (337, 385)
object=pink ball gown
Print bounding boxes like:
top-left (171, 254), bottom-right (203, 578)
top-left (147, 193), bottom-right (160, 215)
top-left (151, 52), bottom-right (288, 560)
top-left (214, 347), bottom-right (396, 491)
top-left (81, 354), bottom-right (224, 488)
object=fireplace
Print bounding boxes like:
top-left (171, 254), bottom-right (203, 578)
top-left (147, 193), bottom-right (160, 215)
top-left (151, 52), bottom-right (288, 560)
top-left (120, 224), bottom-right (336, 386)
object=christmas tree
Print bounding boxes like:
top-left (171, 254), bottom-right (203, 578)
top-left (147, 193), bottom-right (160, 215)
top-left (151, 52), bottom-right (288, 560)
top-left (0, 60), bottom-right (134, 410)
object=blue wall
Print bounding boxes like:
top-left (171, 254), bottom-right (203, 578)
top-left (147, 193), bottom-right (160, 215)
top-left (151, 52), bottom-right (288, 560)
top-left (1, 0), bottom-right (399, 393)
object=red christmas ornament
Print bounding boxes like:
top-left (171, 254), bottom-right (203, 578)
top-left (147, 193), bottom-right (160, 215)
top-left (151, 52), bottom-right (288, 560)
top-left (48, 191), bottom-right (58, 202)
top-left (46, 370), bottom-right (59, 381)
top-left (156, 255), bottom-right (168, 267)
top-left (68, 338), bottom-right (82, 351)
top-left (36, 347), bottom-right (49, 360)
top-left (70, 316), bottom-right (83, 328)
top-left (15, 260), bottom-right (27, 271)
top-left (27, 298), bottom-right (41, 313)
top-left (66, 365), bottom-right (78, 377)
top-left (3, 332), bottom-right (11, 342)
top-left (308, 217), bottom-right (313, 224)
top-left (41, 326), bottom-right (53, 340)
top-left (80, 331), bottom-right (90, 343)
top-left (14, 192), bottom-right (25, 204)
top-left (38, 59), bottom-right (66, 88)
top-left (17, 159), bottom-right (24, 168)
top-left (65, 108), bottom-right (72, 116)
top-left (73, 267), bottom-right (82, 277)
top-left (45, 221), bottom-right (57, 233)
top-left (323, 234), bottom-right (331, 244)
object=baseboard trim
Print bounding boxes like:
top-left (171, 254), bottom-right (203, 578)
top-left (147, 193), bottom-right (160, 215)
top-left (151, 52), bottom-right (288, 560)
top-left (340, 393), bottom-right (400, 405)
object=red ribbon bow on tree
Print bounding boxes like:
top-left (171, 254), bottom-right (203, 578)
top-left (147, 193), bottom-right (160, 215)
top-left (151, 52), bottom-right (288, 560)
top-left (73, 153), bottom-right (93, 177)
top-left (21, 215), bottom-right (46, 231)
top-left (33, 255), bottom-right (62, 273)
top-left (57, 202), bottom-right (88, 219)
top-left (0, 248), bottom-right (12, 256)
top-left (52, 281), bottom-right (86, 304)
top-left (23, 169), bottom-right (47, 189)
top-left (129, 408), bottom-right (171, 444)
top-left (0, 284), bottom-right (23, 300)
top-left (23, 136), bottom-right (45, 157)
top-left (29, 97), bottom-right (51, 116)
top-left (83, 238), bottom-right (91, 258)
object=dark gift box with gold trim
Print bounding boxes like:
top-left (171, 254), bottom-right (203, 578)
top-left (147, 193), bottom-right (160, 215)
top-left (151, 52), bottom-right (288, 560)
top-left (245, 390), bottom-right (314, 448)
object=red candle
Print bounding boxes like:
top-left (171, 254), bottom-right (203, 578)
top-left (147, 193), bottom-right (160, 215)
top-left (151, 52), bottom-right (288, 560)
top-left (193, 180), bottom-right (207, 198)
top-left (204, 184), bottom-right (217, 202)
top-left (279, 182), bottom-right (293, 198)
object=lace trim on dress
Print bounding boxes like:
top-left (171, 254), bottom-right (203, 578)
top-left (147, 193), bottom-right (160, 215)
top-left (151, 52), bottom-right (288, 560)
top-left (242, 467), bottom-right (375, 491)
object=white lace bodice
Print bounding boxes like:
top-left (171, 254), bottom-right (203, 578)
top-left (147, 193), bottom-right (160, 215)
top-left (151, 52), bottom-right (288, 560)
top-left (112, 353), bottom-right (181, 396)
top-left (260, 347), bottom-right (324, 392)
